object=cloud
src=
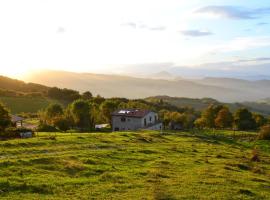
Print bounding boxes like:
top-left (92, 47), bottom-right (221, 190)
top-left (180, 29), bottom-right (213, 37)
top-left (57, 27), bottom-right (66, 33)
top-left (149, 26), bottom-right (166, 31)
top-left (256, 22), bottom-right (268, 26)
top-left (211, 36), bottom-right (270, 53)
top-left (121, 22), bottom-right (137, 28)
top-left (121, 22), bottom-right (166, 31)
top-left (195, 6), bottom-right (270, 19)
top-left (237, 57), bottom-right (270, 62)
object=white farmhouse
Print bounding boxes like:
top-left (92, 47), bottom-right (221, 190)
top-left (111, 109), bottom-right (163, 131)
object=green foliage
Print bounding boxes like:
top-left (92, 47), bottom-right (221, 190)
top-left (0, 102), bottom-right (11, 131)
top-left (37, 124), bottom-right (57, 132)
top-left (100, 100), bottom-right (119, 123)
top-left (39, 103), bottom-right (64, 126)
top-left (69, 99), bottom-right (92, 130)
top-left (48, 87), bottom-right (81, 103)
top-left (53, 117), bottom-right (70, 132)
top-left (258, 125), bottom-right (270, 140)
top-left (82, 91), bottom-right (93, 100)
top-left (253, 113), bottom-right (267, 129)
top-left (234, 108), bottom-right (256, 130)
top-left (1, 127), bottom-right (33, 138)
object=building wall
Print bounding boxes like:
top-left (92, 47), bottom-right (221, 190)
top-left (145, 123), bottom-right (163, 131)
top-left (112, 111), bottom-right (160, 131)
top-left (112, 116), bottom-right (143, 131)
top-left (142, 112), bottom-right (159, 127)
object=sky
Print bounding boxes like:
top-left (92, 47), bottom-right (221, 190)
top-left (0, 0), bottom-right (270, 78)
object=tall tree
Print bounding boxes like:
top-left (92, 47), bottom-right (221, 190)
top-left (100, 100), bottom-right (119, 124)
top-left (201, 104), bottom-right (223, 128)
top-left (215, 107), bottom-right (233, 129)
top-left (41, 103), bottom-right (64, 125)
top-left (0, 102), bottom-right (11, 131)
top-left (234, 108), bottom-right (256, 130)
top-left (70, 99), bottom-right (92, 130)
top-left (253, 113), bottom-right (267, 129)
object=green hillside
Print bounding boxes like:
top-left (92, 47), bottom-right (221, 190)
top-left (146, 96), bottom-right (270, 116)
top-left (0, 130), bottom-right (269, 199)
top-left (0, 75), bottom-right (49, 94)
top-left (0, 96), bottom-right (58, 114)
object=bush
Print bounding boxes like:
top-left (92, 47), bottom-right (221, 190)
top-left (0, 127), bottom-right (33, 138)
top-left (258, 125), bottom-right (270, 140)
top-left (37, 124), bottom-right (57, 132)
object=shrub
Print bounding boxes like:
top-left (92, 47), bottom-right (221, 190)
top-left (37, 124), bottom-right (57, 132)
top-left (258, 125), bottom-right (270, 140)
top-left (0, 127), bottom-right (33, 138)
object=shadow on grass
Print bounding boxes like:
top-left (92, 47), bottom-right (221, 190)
top-left (0, 180), bottom-right (54, 194)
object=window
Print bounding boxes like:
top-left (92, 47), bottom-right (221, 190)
top-left (144, 118), bottom-right (147, 126)
top-left (149, 116), bottom-right (152, 122)
top-left (114, 127), bottom-right (119, 131)
top-left (155, 115), bottom-right (157, 122)
top-left (121, 117), bottom-right (126, 122)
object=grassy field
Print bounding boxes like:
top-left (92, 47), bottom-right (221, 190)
top-left (0, 96), bottom-right (59, 113)
top-left (0, 130), bottom-right (270, 199)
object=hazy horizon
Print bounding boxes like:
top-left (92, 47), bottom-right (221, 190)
top-left (0, 0), bottom-right (269, 79)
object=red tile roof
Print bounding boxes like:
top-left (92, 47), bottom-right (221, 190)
top-left (111, 109), bottom-right (151, 118)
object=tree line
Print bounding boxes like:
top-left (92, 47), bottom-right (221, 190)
top-left (0, 88), bottom-right (270, 139)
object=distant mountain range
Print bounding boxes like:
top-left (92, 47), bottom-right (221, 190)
top-left (1, 74), bottom-right (270, 115)
top-left (23, 70), bottom-right (270, 103)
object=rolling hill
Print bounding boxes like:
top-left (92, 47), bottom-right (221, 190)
top-left (24, 70), bottom-right (270, 102)
top-left (146, 96), bottom-right (270, 116)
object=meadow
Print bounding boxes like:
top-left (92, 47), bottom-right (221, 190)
top-left (0, 130), bottom-right (270, 199)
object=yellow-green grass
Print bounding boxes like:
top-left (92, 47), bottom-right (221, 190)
top-left (0, 96), bottom-right (59, 114)
top-left (0, 130), bottom-right (270, 199)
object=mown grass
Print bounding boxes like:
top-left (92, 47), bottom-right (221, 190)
top-left (0, 130), bottom-right (270, 199)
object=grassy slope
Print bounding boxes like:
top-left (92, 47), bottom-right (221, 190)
top-left (0, 96), bottom-right (59, 113)
top-left (0, 130), bottom-right (270, 199)
top-left (146, 96), bottom-right (270, 116)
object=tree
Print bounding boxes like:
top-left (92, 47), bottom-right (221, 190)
top-left (200, 104), bottom-right (223, 128)
top-left (82, 91), bottom-right (93, 100)
top-left (46, 104), bottom-right (63, 118)
top-left (181, 113), bottom-right (197, 129)
top-left (234, 108), bottom-right (256, 130)
top-left (215, 107), bottom-right (233, 129)
top-left (100, 100), bottom-right (119, 124)
top-left (70, 99), bottom-right (92, 130)
top-left (258, 125), bottom-right (270, 140)
top-left (54, 117), bottom-right (70, 132)
top-left (253, 113), bottom-right (267, 129)
top-left (41, 103), bottom-right (64, 125)
top-left (48, 87), bottom-right (81, 102)
top-left (194, 118), bottom-right (207, 129)
top-left (158, 109), bottom-right (170, 128)
top-left (0, 102), bottom-right (11, 131)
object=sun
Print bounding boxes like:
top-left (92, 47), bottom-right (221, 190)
top-left (0, 66), bottom-right (31, 79)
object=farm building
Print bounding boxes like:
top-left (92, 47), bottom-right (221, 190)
top-left (111, 109), bottom-right (162, 131)
top-left (11, 115), bottom-right (24, 127)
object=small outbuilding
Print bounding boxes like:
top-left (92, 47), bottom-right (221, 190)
top-left (11, 115), bottom-right (24, 127)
